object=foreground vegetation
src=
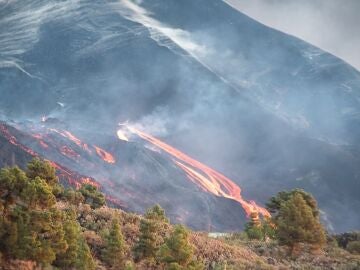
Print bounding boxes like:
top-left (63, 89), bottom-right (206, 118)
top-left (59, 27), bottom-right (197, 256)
top-left (0, 159), bottom-right (359, 269)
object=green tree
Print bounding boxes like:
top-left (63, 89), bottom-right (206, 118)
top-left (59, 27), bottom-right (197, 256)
top-left (157, 225), bottom-right (203, 270)
top-left (26, 158), bottom-right (58, 187)
top-left (2, 207), bottom-right (67, 266)
top-left (145, 204), bottom-right (169, 223)
top-left (76, 237), bottom-right (96, 270)
top-left (133, 205), bottom-right (169, 262)
top-left (26, 158), bottom-right (65, 197)
top-left (22, 177), bottom-right (56, 209)
top-left (0, 162), bottom-right (67, 266)
top-left (0, 167), bottom-right (28, 208)
top-left (274, 192), bottom-right (326, 250)
top-left (133, 218), bottom-right (159, 261)
top-left (102, 219), bottom-right (126, 268)
top-left (54, 209), bottom-right (95, 269)
top-left (79, 184), bottom-right (106, 209)
top-left (63, 188), bottom-right (85, 205)
top-left (55, 210), bottom-right (81, 268)
top-left (266, 189), bottom-right (319, 221)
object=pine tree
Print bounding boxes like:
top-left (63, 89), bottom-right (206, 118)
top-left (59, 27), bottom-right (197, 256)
top-left (133, 218), bottom-right (159, 261)
top-left (266, 189), bottom-right (319, 221)
top-left (76, 237), bottom-right (96, 270)
top-left (0, 161), bottom-right (67, 266)
top-left (79, 184), bottom-right (106, 209)
top-left (26, 158), bottom-right (58, 187)
top-left (26, 158), bottom-right (65, 197)
top-left (63, 188), bottom-right (84, 205)
top-left (133, 205), bottom-right (169, 262)
top-left (157, 225), bottom-right (204, 270)
top-left (54, 211), bottom-right (81, 268)
top-left (276, 192), bottom-right (326, 249)
top-left (0, 167), bottom-right (28, 208)
top-left (21, 176), bottom-right (56, 209)
top-left (145, 204), bottom-right (169, 223)
top-left (102, 219), bottom-right (126, 268)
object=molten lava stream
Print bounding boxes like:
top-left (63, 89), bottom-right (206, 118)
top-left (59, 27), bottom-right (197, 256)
top-left (122, 127), bottom-right (270, 218)
top-left (94, 146), bottom-right (116, 164)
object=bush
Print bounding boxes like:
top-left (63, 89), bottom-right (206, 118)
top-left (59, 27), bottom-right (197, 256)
top-left (335, 231), bottom-right (360, 249)
top-left (347, 241), bottom-right (360, 254)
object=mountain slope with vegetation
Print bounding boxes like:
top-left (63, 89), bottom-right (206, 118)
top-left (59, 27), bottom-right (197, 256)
top-left (0, 159), bottom-right (359, 270)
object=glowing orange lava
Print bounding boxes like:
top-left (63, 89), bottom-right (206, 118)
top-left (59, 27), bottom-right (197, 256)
top-left (0, 124), bottom-right (38, 156)
top-left (123, 126), bottom-right (270, 218)
top-left (94, 146), bottom-right (116, 164)
top-left (50, 129), bottom-right (92, 153)
top-left (32, 134), bottom-right (49, 148)
top-left (60, 146), bottom-right (80, 159)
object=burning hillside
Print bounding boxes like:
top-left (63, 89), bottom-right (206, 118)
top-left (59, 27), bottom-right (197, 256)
top-left (119, 126), bottom-right (270, 218)
top-left (0, 120), bottom-right (268, 230)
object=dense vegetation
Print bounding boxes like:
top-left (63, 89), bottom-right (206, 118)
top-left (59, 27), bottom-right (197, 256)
top-left (0, 159), bottom-right (359, 269)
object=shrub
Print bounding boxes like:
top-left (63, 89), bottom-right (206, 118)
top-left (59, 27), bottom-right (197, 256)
top-left (347, 241), bottom-right (360, 254)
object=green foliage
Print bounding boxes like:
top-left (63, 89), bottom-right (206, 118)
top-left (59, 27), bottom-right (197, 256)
top-left (0, 166), bottom-right (28, 207)
top-left (2, 207), bottom-right (67, 265)
top-left (275, 192), bottom-right (326, 249)
top-left (0, 160), bottom-right (100, 267)
top-left (53, 209), bottom-right (96, 269)
top-left (76, 236), bottom-right (96, 270)
top-left (26, 158), bottom-right (58, 187)
top-left (54, 210), bottom-right (80, 268)
top-left (22, 176), bottom-right (56, 209)
top-left (124, 260), bottom-right (135, 270)
top-left (79, 183), bottom-right (106, 209)
top-left (347, 241), bottom-right (360, 254)
top-left (335, 231), bottom-right (360, 249)
top-left (0, 161), bottom-right (69, 266)
top-left (133, 218), bottom-right (160, 261)
top-left (244, 212), bottom-right (275, 241)
top-left (245, 224), bottom-right (264, 240)
top-left (266, 189), bottom-right (319, 220)
top-left (102, 219), bottom-right (126, 268)
top-left (267, 189), bottom-right (326, 249)
top-left (157, 225), bottom-right (204, 270)
top-left (63, 188), bottom-right (85, 205)
top-left (145, 204), bottom-right (169, 223)
top-left (133, 205), bottom-right (169, 262)
top-left (244, 212), bottom-right (263, 240)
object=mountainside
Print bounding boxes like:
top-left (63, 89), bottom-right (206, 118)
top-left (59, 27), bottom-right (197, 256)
top-left (1, 0), bottom-right (360, 232)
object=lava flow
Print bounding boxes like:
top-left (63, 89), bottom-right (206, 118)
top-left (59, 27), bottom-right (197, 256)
top-left (118, 126), bottom-right (270, 218)
top-left (94, 146), bottom-right (116, 164)
top-left (49, 129), bottom-right (92, 154)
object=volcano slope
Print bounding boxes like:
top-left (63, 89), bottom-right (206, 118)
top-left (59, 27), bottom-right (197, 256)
top-left (1, 0), bottom-right (360, 231)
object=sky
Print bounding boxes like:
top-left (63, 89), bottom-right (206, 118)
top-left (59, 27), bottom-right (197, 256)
top-left (224, 0), bottom-right (360, 71)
